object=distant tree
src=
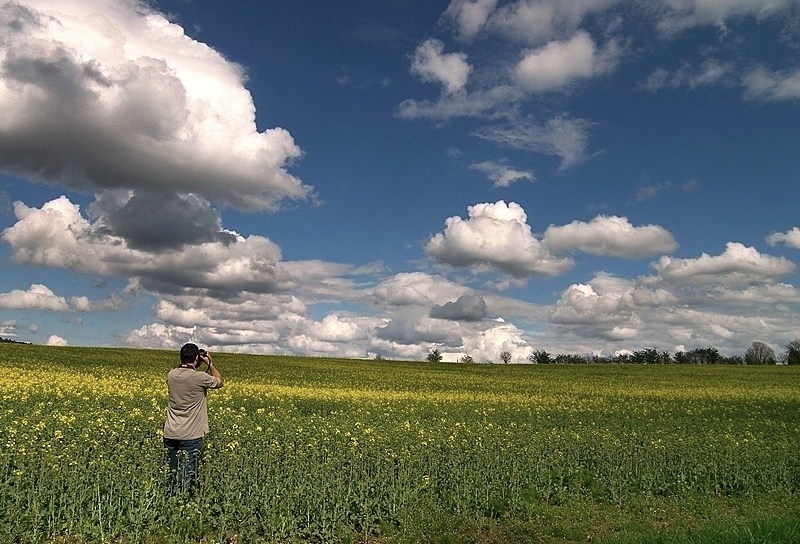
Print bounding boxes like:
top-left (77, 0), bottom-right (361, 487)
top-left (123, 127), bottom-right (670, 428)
top-left (785, 340), bottom-right (800, 365)
top-left (614, 352), bottom-right (633, 364)
top-left (554, 353), bottom-right (589, 364)
top-left (684, 347), bottom-right (721, 365)
top-left (459, 354), bottom-right (475, 364)
top-left (499, 350), bottom-right (512, 364)
top-left (722, 355), bottom-right (745, 365)
top-left (426, 348), bottom-right (443, 363)
top-left (632, 348), bottom-right (671, 364)
top-left (745, 341), bottom-right (775, 365)
top-left (527, 349), bottom-right (551, 364)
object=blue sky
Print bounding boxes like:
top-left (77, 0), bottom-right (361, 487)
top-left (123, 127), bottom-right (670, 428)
top-left (1, 0), bottom-right (799, 361)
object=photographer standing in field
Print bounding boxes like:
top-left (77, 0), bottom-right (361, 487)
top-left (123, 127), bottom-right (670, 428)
top-left (163, 343), bottom-right (223, 496)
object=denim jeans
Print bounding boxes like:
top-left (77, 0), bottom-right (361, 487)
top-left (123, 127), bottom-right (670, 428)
top-left (164, 437), bottom-right (203, 496)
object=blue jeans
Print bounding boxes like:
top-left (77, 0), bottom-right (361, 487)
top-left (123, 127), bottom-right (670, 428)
top-left (164, 437), bottom-right (203, 496)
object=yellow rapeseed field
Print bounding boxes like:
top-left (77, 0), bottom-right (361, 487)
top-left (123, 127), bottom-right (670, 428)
top-left (1, 344), bottom-right (799, 543)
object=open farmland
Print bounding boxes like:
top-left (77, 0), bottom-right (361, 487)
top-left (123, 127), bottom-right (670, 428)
top-left (1, 344), bottom-right (799, 543)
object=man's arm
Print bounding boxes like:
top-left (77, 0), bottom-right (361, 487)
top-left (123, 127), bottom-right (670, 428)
top-left (204, 353), bottom-right (223, 387)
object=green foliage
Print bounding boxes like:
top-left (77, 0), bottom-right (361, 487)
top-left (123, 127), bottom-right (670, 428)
top-left (1, 344), bottom-right (799, 543)
top-left (786, 340), bottom-right (800, 366)
top-left (426, 348), bottom-right (442, 363)
top-left (528, 349), bottom-right (551, 365)
top-left (674, 347), bottom-right (721, 365)
top-left (745, 341), bottom-right (776, 365)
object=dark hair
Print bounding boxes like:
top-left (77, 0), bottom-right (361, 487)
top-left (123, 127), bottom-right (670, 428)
top-left (180, 343), bottom-right (200, 362)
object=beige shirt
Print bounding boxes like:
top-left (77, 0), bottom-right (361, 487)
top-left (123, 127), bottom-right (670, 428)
top-left (163, 367), bottom-right (222, 440)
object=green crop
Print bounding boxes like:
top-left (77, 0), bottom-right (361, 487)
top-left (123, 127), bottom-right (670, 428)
top-left (1, 344), bottom-right (798, 543)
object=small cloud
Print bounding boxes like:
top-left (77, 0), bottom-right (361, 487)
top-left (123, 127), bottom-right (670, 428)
top-left (743, 65), bottom-right (800, 101)
top-left (514, 32), bottom-right (599, 92)
top-left (630, 182), bottom-right (671, 204)
top-left (46, 334), bottom-right (68, 346)
top-left (1, 319), bottom-right (17, 337)
top-left (410, 39), bottom-right (472, 95)
top-left (441, 0), bottom-right (498, 42)
top-left (469, 160), bottom-right (534, 187)
top-left (0, 190), bottom-right (11, 217)
top-left (474, 114), bottom-right (596, 170)
top-left (639, 60), bottom-right (734, 92)
top-left (767, 227), bottom-right (800, 249)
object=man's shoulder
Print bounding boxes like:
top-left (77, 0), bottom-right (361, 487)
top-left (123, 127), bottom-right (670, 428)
top-left (188, 370), bottom-right (222, 388)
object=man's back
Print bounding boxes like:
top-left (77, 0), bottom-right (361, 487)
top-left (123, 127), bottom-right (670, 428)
top-left (164, 367), bottom-right (221, 440)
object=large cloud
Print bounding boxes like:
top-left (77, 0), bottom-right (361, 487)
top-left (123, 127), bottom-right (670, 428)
top-left (87, 190), bottom-right (236, 251)
top-left (370, 272), bottom-right (470, 307)
top-left (547, 264), bottom-right (800, 352)
top-left (425, 201), bottom-right (575, 279)
top-left (543, 215), bottom-right (678, 257)
top-left (653, 242), bottom-right (796, 287)
top-left (0, 0), bottom-right (311, 210)
top-left (0, 284), bottom-right (69, 311)
top-left (1, 196), bottom-right (295, 296)
top-left (545, 237), bottom-right (800, 352)
top-left (550, 274), bottom-right (643, 341)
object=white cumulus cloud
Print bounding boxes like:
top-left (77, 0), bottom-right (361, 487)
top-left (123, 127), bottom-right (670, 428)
top-left (1, 196), bottom-right (295, 297)
top-left (441, 0), bottom-right (498, 41)
top-left (410, 39), bottom-right (472, 95)
top-left (425, 201), bottom-right (574, 279)
top-left (46, 334), bottom-right (68, 346)
top-left (767, 227), bottom-right (800, 249)
top-left (653, 242), bottom-right (796, 287)
top-left (488, 0), bottom-right (620, 45)
top-left (515, 31), bottom-right (616, 92)
top-left (0, 284), bottom-right (69, 311)
top-left (543, 215), bottom-right (678, 257)
top-left (0, 0), bottom-right (311, 210)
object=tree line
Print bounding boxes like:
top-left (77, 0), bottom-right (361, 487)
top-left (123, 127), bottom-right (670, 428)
top-left (425, 340), bottom-right (800, 365)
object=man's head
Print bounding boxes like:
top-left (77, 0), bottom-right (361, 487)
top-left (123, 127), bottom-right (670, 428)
top-left (180, 343), bottom-right (201, 365)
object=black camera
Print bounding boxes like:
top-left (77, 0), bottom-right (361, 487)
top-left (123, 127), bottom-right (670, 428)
top-left (197, 349), bottom-right (207, 359)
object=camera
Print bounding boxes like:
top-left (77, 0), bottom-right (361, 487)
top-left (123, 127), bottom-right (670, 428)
top-left (197, 349), bottom-right (207, 359)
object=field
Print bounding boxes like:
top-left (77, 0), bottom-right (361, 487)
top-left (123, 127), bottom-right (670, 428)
top-left (1, 344), bottom-right (799, 543)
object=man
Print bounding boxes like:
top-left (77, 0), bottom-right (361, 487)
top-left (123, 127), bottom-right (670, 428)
top-left (163, 342), bottom-right (223, 496)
